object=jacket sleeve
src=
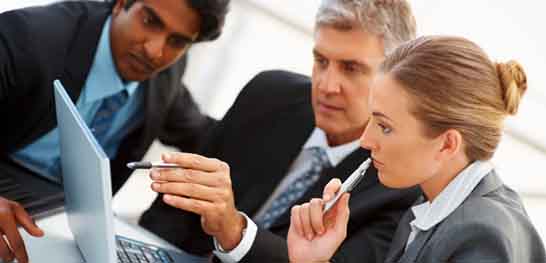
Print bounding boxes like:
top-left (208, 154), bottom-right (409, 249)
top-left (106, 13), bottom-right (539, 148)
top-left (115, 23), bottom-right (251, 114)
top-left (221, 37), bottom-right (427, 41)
top-left (0, 31), bottom-right (16, 102)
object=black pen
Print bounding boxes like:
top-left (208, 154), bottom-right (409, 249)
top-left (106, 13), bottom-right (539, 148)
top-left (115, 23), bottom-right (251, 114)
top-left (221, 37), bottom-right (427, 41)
top-left (126, 161), bottom-right (184, 170)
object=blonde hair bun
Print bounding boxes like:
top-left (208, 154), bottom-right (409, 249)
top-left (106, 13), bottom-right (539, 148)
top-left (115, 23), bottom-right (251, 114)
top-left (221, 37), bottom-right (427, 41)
top-left (496, 60), bottom-right (527, 115)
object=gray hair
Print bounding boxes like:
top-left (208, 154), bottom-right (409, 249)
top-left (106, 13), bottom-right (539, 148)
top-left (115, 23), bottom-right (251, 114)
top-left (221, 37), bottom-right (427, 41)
top-left (316, 0), bottom-right (417, 54)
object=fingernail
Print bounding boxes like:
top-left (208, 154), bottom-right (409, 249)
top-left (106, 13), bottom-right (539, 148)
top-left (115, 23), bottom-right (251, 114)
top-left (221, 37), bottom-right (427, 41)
top-left (152, 183), bottom-right (159, 190)
top-left (324, 194), bottom-right (331, 200)
top-left (163, 153), bottom-right (171, 161)
top-left (150, 171), bottom-right (159, 180)
top-left (307, 234), bottom-right (313, 240)
top-left (164, 195), bottom-right (172, 202)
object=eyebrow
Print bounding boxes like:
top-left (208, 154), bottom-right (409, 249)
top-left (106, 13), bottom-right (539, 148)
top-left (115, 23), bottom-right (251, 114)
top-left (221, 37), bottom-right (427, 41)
top-left (312, 49), bottom-right (324, 58)
top-left (313, 49), bottom-right (373, 72)
top-left (372, 111), bottom-right (394, 123)
top-left (142, 5), bottom-right (196, 43)
top-left (341, 59), bottom-right (372, 73)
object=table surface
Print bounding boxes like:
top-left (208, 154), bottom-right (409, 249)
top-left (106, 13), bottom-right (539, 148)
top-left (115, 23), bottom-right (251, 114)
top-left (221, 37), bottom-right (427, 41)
top-left (16, 211), bottom-right (208, 263)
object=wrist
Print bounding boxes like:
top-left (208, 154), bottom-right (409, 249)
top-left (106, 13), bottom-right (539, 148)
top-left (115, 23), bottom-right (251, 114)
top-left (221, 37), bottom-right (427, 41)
top-left (217, 212), bottom-right (246, 251)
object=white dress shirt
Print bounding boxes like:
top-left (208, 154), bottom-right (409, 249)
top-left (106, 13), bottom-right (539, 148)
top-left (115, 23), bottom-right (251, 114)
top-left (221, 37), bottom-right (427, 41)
top-left (213, 128), bottom-right (360, 262)
top-left (405, 160), bottom-right (494, 250)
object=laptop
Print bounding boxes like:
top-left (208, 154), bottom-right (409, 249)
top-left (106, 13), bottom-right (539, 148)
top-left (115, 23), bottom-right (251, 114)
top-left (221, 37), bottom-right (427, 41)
top-left (53, 80), bottom-right (207, 263)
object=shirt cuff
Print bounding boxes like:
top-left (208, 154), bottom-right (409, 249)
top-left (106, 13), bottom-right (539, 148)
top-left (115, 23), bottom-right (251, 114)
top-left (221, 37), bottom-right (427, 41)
top-left (212, 212), bottom-right (258, 263)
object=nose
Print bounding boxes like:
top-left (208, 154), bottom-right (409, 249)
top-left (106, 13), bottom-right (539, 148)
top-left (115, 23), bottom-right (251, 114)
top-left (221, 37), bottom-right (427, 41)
top-left (144, 36), bottom-right (165, 62)
top-left (318, 67), bottom-right (341, 94)
top-left (359, 120), bottom-right (378, 151)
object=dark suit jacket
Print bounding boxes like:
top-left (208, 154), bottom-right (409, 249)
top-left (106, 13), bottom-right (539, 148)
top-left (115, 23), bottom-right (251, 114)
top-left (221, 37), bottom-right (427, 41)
top-left (0, 1), bottom-right (214, 193)
top-left (140, 70), bottom-right (421, 263)
top-left (385, 170), bottom-right (546, 263)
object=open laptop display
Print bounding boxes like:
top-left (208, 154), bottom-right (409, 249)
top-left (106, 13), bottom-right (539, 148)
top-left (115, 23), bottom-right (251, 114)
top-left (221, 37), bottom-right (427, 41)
top-left (53, 80), bottom-right (204, 263)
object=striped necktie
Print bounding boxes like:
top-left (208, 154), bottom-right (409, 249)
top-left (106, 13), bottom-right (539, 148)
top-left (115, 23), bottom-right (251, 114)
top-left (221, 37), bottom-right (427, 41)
top-left (255, 147), bottom-right (331, 229)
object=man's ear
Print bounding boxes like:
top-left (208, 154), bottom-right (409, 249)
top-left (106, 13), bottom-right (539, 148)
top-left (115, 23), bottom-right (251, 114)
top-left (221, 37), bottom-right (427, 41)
top-left (112, 0), bottom-right (127, 16)
top-left (435, 129), bottom-right (463, 162)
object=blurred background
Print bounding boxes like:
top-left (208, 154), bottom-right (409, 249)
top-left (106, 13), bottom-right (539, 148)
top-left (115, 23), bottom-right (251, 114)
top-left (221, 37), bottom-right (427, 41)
top-left (2, 0), bottom-right (545, 240)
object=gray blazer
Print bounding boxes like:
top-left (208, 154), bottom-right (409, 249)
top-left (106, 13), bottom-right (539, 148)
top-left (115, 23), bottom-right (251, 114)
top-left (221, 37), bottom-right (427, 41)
top-left (385, 170), bottom-right (546, 263)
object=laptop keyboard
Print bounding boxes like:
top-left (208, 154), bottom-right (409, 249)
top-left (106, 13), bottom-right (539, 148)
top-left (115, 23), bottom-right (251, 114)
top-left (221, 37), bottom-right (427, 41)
top-left (116, 235), bottom-right (174, 263)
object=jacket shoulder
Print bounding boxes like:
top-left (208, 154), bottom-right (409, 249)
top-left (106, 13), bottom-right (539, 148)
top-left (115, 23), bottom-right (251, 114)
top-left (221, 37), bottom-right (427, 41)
top-left (428, 188), bottom-right (545, 262)
top-left (448, 186), bottom-right (530, 235)
top-left (0, 1), bottom-right (110, 79)
top-left (0, 1), bottom-right (109, 47)
top-left (230, 70), bottom-right (311, 112)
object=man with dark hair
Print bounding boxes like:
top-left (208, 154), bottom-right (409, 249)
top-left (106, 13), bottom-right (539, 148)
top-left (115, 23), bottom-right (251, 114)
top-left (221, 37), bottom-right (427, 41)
top-left (0, 0), bottom-right (229, 262)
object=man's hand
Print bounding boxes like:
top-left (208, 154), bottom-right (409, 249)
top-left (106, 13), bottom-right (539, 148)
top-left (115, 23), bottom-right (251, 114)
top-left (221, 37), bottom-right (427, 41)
top-left (150, 153), bottom-right (245, 251)
top-left (0, 197), bottom-right (44, 263)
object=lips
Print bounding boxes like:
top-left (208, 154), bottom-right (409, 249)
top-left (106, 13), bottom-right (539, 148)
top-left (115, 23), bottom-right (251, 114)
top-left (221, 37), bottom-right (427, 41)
top-left (317, 100), bottom-right (344, 112)
top-left (372, 157), bottom-right (384, 167)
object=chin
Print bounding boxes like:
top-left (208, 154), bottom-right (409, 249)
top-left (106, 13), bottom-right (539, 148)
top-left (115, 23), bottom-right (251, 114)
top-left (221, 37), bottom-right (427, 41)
top-left (119, 62), bottom-right (155, 82)
top-left (315, 116), bottom-right (341, 135)
top-left (122, 71), bottom-right (151, 82)
top-left (378, 172), bottom-right (411, 189)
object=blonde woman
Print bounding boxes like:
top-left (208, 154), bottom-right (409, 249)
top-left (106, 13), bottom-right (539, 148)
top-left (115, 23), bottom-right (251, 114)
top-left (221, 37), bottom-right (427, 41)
top-left (287, 36), bottom-right (546, 263)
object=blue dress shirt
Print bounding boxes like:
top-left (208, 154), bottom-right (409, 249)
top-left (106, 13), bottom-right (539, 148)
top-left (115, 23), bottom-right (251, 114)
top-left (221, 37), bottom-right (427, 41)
top-left (11, 17), bottom-right (143, 182)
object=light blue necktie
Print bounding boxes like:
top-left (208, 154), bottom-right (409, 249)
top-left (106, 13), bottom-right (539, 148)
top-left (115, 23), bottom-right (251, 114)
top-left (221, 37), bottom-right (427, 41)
top-left (255, 147), bottom-right (331, 229)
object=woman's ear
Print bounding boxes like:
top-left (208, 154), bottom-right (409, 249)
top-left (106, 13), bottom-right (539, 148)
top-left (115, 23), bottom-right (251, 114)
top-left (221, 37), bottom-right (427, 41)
top-left (435, 129), bottom-right (463, 161)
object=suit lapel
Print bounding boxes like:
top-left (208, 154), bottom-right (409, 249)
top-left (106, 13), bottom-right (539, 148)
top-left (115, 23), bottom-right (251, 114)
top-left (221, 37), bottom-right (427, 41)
top-left (383, 207), bottom-right (415, 263)
top-left (134, 55), bottom-right (189, 155)
top-left (397, 226), bottom-right (437, 263)
top-left (60, 5), bottom-right (110, 103)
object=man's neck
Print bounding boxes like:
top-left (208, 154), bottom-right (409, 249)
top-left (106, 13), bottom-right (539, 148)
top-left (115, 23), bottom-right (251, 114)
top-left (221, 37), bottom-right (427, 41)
top-left (325, 122), bottom-right (367, 147)
top-left (326, 129), bottom-right (363, 147)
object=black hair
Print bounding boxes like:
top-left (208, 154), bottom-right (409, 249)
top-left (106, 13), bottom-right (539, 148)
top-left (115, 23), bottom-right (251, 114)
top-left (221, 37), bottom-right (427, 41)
top-left (113, 0), bottom-right (230, 42)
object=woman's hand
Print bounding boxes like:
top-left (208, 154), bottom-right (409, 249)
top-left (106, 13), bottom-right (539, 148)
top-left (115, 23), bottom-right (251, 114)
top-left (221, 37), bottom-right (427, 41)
top-left (287, 178), bottom-right (351, 263)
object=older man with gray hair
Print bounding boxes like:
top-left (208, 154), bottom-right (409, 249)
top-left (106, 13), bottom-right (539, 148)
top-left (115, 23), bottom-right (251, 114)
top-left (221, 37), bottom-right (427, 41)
top-left (140, 0), bottom-right (419, 262)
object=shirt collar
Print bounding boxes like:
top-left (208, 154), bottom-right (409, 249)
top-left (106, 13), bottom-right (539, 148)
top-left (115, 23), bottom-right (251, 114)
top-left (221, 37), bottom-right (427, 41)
top-left (83, 16), bottom-right (138, 104)
top-left (303, 128), bottom-right (360, 167)
top-left (410, 160), bottom-right (494, 231)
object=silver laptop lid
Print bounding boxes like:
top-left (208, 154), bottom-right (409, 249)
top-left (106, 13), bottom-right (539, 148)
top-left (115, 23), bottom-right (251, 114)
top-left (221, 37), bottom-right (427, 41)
top-left (54, 80), bottom-right (117, 263)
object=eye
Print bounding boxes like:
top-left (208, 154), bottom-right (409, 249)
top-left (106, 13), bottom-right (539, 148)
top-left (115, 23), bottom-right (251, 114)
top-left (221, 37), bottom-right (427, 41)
top-left (343, 62), bottom-right (358, 74)
top-left (142, 11), bottom-right (160, 28)
top-left (143, 14), bottom-right (153, 25)
top-left (377, 123), bottom-right (392, 135)
top-left (314, 56), bottom-right (328, 69)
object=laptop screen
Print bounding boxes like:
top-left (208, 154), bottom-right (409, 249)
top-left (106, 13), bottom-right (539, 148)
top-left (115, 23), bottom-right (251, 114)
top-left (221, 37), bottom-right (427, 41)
top-left (54, 80), bottom-right (117, 263)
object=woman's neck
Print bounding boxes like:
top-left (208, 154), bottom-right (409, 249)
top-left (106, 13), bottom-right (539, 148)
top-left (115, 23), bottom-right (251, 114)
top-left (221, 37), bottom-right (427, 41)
top-left (420, 156), bottom-right (470, 202)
